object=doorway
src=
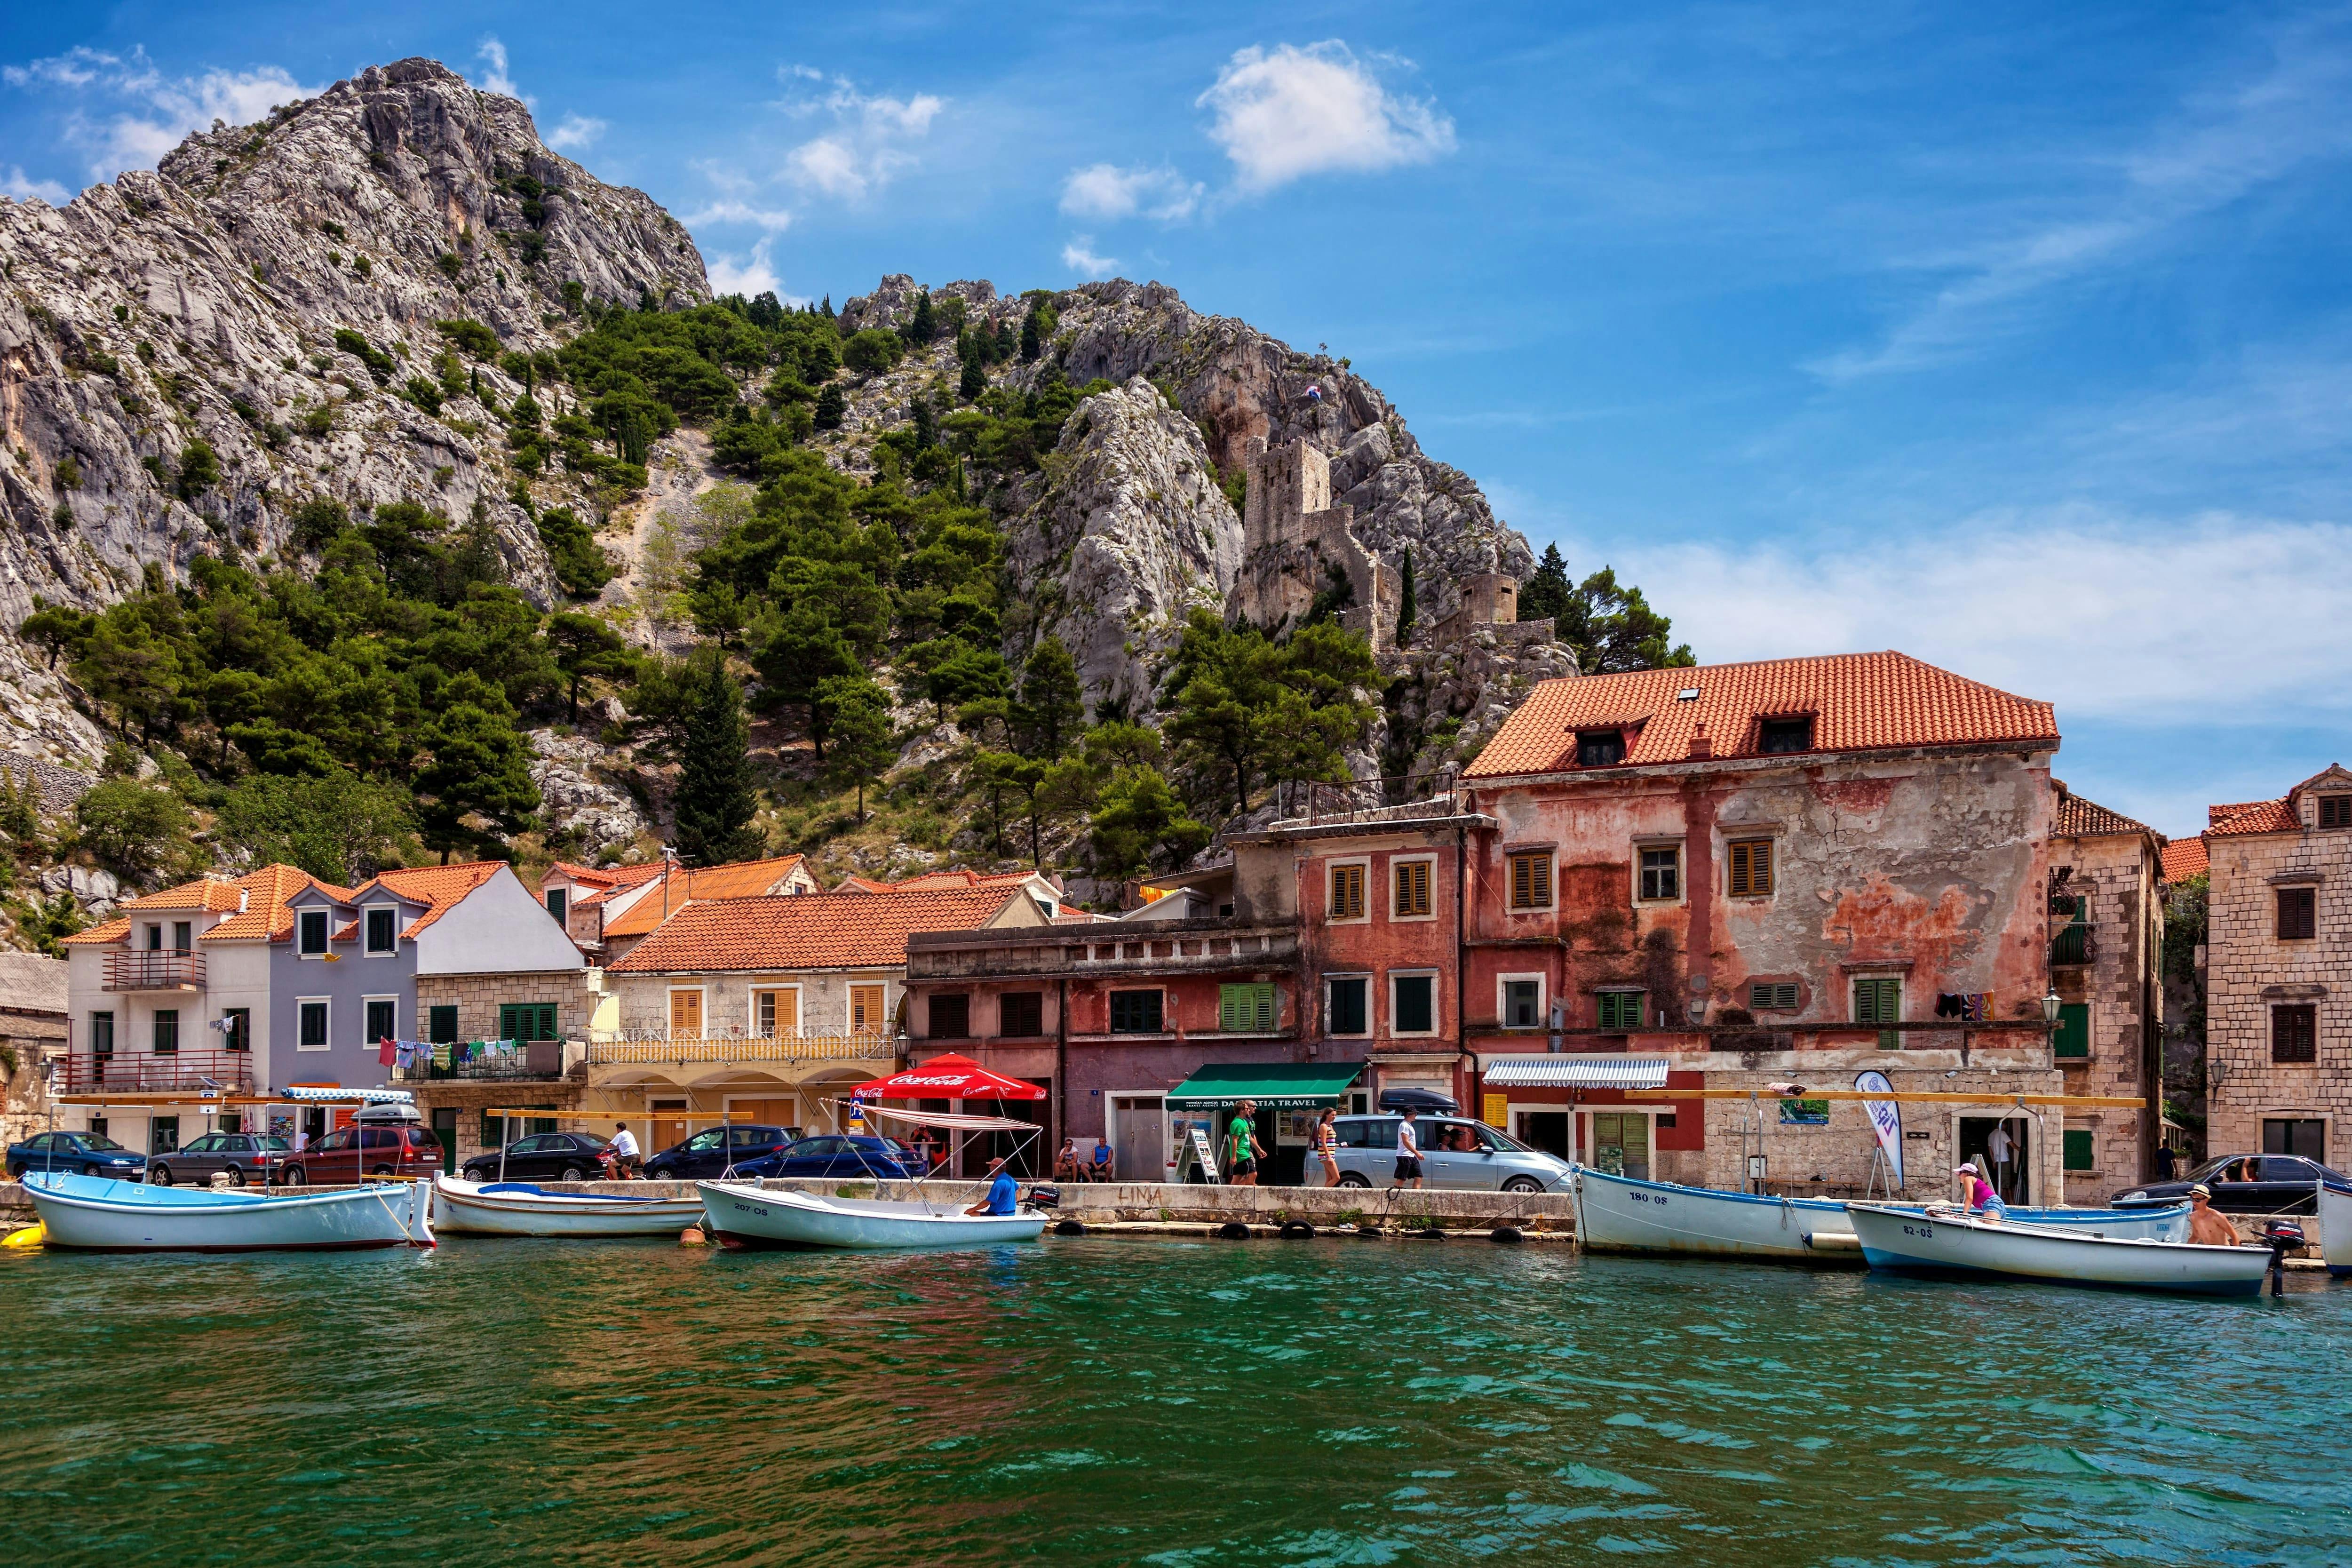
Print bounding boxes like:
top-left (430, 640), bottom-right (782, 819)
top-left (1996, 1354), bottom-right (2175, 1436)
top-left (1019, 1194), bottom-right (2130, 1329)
top-left (1960, 1115), bottom-right (2032, 1204)
top-left (1112, 1094), bottom-right (1166, 1181)
top-left (430, 1107), bottom-right (459, 1173)
top-left (1516, 1111), bottom-right (1570, 1161)
top-left (1582, 1112), bottom-right (1650, 1180)
top-left (650, 1098), bottom-right (689, 1157)
top-left (725, 1097), bottom-right (799, 1137)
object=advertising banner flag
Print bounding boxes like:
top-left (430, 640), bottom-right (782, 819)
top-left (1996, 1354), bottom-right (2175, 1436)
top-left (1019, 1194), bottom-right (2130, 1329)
top-left (1855, 1070), bottom-right (1904, 1188)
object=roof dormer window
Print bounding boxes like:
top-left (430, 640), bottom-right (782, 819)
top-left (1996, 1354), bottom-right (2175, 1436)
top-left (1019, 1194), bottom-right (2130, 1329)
top-left (1576, 730), bottom-right (1626, 766)
top-left (298, 908), bottom-right (329, 957)
top-left (2320, 795), bottom-right (2352, 829)
top-left (1759, 716), bottom-right (1815, 754)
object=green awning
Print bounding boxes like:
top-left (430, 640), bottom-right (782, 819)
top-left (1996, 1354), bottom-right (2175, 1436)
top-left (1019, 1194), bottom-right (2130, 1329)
top-left (1164, 1062), bottom-right (1365, 1110)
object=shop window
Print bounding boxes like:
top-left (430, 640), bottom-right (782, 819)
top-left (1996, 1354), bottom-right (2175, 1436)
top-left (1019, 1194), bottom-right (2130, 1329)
top-left (1327, 977), bottom-right (1368, 1035)
top-left (1110, 990), bottom-right (1164, 1034)
top-left (1328, 863), bottom-right (1366, 921)
top-left (1502, 979), bottom-right (1542, 1028)
top-left (1391, 974), bottom-right (1435, 1035)
top-left (1596, 990), bottom-right (1645, 1030)
top-left (999, 992), bottom-right (1044, 1037)
top-left (2277, 887), bottom-right (2317, 941)
top-left (364, 906), bottom-right (397, 955)
top-left (2272, 1004), bottom-right (2317, 1064)
top-left (1639, 846), bottom-right (1681, 902)
top-left (2062, 1129), bottom-right (2095, 1171)
top-left (1576, 730), bottom-right (1625, 766)
top-left (929, 994), bottom-right (970, 1039)
top-left (2263, 1118), bottom-right (2325, 1158)
top-left (1219, 983), bottom-right (1276, 1033)
top-left (298, 908), bottom-right (329, 957)
top-left (1507, 851), bottom-right (1551, 910)
top-left (1393, 859), bottom-right (1431, 918)
top-left (500, 1002), bottom-right (557, 1042)
top-left (1853, 978), bottom-right (1902, 1050)
top-left (1749, 982), bottom-right (1799, 1012)
top-left (428, 1005), bottom-right (460, 1045)
top-left (152, 1009), bottom-right (179, 1055)
top-left (1728, 838), bottom-right (1773, 897)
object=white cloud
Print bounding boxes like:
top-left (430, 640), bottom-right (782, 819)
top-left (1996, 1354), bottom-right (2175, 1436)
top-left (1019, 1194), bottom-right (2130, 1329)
top-left (546, 113), bottom-right (605, 152)
top-left (683, 199), bottom-right (794, 232)
top-left (2, 46), bottom-right (320, 180)
top-left (774, 71), bottom-right (944, 201)
top-left (1060, 162), bottom-right (1202, 223)
top-left (2, 165), bottom-right (70, 204)
top-left (1197, 41), bottom-right (1454, 192)
top-left (1061, 236), bottom-right (1119, 278)
top-left (707, 238), bottom-right (789, 301)
top-left (474, 37), bottom-right (532, 105)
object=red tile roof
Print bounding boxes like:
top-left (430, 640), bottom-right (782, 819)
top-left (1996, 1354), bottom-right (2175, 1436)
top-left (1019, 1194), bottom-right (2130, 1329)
top-left (2160, 837), bottom-right (2209, 881)
top-left (2206, 798), bottom-right (2298, 837)
top-left (547, 859), bottom-right (665, 897)
top-left (64, 865), bottom-right (355, 946)
top-left (1463, 653), bottom-right (2058, 780)
top-left (2207, 800), bottom-right (2273, 828)
top-left (607, 887), bottom-right (1030, 974)
top-left (360, 862), bottom-right (505, 937)
top-left (2052, 786), bottom-right (2151, 839)
top-left (600, 855), bottom-right (812, 938)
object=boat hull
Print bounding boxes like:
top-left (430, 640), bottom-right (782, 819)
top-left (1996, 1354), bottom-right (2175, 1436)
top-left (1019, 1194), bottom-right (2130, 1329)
top-left (1846, 1203), bottom-right (2269, 1296)
top-left (2322, 1181), bottom-right (2352, 1278)
top-left (696, 1180), bottom-right (1048, 1250)
top-left (432, 1176), bottom-right (706, 1237)
top-left (24, 1172), bottom-right (432, 1253)
top-left (1569, 1167), bottom-right (2189, 1260)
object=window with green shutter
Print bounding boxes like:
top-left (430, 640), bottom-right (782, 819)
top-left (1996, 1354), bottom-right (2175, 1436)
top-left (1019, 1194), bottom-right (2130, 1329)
top-left (1597, 990), bottom-right (1645, 1030)
top-left (498, 1002), bottom-right (558, 1042)
top-left (1853, 978), bottom-right (1901, 1049)
top-left (428, 1005), bottom-right (460, 1044)
top-left (2052, 1002), bottom-right (2090, 1059)
top-left (1218, 983), bottom-right (1276, 1033)
top-left (2062, 1129), bottom-right (2095, 1170)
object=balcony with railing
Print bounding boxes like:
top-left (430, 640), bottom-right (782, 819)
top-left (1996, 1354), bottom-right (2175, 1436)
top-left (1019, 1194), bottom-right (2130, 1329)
top-left (2050, 919), bottom-right (2092, 967)
top-left (61, 1049), bottom-right (253, 1094)
top-left (390, 1042), bottom-right (569, 1082)
top-left (907, 921), bottom-right (1298, 981)
top-left (102, 948), bottom-right (207, 992)
top-left (586, 1029), bottom-right (906, 1067)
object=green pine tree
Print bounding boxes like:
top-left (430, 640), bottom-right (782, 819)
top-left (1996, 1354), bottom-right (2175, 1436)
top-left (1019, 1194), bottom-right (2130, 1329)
top-left (673, 657), bottom-right (766, 865)
top-left (1010, 635), bottom-right (1085, 759)
top-left (816, 673), bottom-right (895, 822)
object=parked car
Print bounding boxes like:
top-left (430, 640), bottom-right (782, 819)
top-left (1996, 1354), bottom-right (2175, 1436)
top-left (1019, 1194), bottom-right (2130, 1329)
top-left (278, 1121), bottom-right (441, 1185)
top-left (2112, 1153), bottom-right (2351, 1215)
top-left (7, 1130), bottom-right (148, 1180)
top-left (461, 1131), bottom-right (612, 1184)
top-left (147, 1132), bottom-right (293, 1187)
top-left (1325, 1115), bottom-right (1572, 1193)
top-left (733, 1134), bottom-right (928, 1180)
top-left (642, 1124), bottom-right (796, 1180)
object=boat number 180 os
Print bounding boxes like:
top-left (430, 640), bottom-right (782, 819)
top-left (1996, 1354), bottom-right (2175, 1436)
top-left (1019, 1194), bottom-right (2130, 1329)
top-left (1630, 1192), bottom-right (1668, 1206)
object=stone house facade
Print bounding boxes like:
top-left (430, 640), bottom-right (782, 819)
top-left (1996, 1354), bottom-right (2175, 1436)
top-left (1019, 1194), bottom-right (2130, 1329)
top-left (2203, 764), bottom-right (2352, 1170)
top-left (2047, 784), bottom-right (2167, 1197)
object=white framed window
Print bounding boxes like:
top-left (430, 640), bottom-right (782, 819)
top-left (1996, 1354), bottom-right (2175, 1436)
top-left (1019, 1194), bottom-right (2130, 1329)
top-left (363, 995), bottom-right (398, 1045)
top-left (1326, 858), bottom-right (1370, 923)
top-left (749, 984), bottom-right (802, 1037)
top-left (296, 997), bottom-right (331, 1052)
top-left (1499, 973), bottom-right (1547, 1030)
top-left (1325, 974), bottom-right (1372, 1036)
top-left (1390, 854), bottom-right (1438, 921)
top-left (1636, 842), bottom-right (1683, 903)
top-left (363, 903), bottom-right (399, 956)
top-left (297, 908), bottom-right (330, 958)
top-left (1389, 970), bottom-right (1440, 1036)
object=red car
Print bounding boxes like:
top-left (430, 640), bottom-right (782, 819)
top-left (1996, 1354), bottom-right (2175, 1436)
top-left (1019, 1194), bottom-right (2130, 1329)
top-left (279, 1121), bottom-right (441, 1184)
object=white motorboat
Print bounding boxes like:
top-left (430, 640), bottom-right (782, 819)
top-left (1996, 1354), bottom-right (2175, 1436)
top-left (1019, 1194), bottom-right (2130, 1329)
top-left (431, 1175), bottom-right (707, 1237)
top-left (696, 1179), bottom-right (1048, 1250)
top-left (1569, 1166), bottom-right (2190, 1260)
top-left (2321, 1180), bottom-right (2352, 1278)
top-left (1846, 1202), bottom-right (2271, 1296)
top-left (23, 1171), bottom-right (432, 1253)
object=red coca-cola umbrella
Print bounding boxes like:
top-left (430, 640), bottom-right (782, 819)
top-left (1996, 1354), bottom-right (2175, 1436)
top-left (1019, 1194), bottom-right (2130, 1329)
top-left (846, 1053), bottom-right (1046, 1101)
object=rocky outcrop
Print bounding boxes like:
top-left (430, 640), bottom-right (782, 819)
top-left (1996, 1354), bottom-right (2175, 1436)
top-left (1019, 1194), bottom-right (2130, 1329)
top-left (0, 56), bottom-right (707, 742)
top-left (528, 727), bottom-right (648, 857)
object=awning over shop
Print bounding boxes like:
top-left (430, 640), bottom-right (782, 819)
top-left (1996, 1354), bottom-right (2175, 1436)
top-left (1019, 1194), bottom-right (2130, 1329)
top-left (1165, 1062), bottom-right (1364, 1109)
top-left (280, 1085), bottom-right (415, 1104)
top-left (1480, 1056), bottom-right (1669, 1090)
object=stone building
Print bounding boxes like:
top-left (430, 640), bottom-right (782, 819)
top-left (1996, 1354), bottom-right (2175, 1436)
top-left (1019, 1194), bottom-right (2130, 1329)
top-left (0, 951), bottom-right (67, 1145)
top-left (1229, 437), bottom-right (1397, 650)
top-left (2203, 764), bottom-right (2352, 1169)
top-left (2047, 783), bottom-right (2167, 1196)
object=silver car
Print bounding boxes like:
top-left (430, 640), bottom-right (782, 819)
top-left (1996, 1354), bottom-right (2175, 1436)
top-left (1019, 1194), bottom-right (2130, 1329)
top-left (145, 1131), bottom-right (293, 1187)
top-left (1327, 1115), bottom-right (1572, 1193)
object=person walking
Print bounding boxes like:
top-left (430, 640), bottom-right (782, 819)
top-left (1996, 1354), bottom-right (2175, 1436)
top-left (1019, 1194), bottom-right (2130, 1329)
top-left (1226, 1099), bottom-right (1266, 1186)
top-left (1394, 1106), bottom-right (1426, 1189)
top-left (2183, 1182), bottom-right (2241, 1247)
top-left (1314, 1106), bottom-right (1343, 1186)
top-left (2153, 1142), bottom-right (2178, 1181)
top-left (605, 1121), bottom-right (641, 1179)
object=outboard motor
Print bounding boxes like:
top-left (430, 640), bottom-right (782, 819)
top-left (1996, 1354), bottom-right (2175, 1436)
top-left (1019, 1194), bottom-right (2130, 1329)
top-left (2261, 1218), bottom-right (2305, 1297)
top-left (1025, 1183), bottom-right (1062, 1212)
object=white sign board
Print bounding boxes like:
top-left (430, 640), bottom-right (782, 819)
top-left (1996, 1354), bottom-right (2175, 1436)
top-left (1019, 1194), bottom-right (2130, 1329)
top-left (1187, 1124), bottom-right (1220, 1184)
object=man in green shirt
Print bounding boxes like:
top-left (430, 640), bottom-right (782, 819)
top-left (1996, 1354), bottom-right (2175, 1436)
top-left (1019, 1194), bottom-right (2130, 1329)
top-left (1226, 1098), bottom-right (1266, 1186)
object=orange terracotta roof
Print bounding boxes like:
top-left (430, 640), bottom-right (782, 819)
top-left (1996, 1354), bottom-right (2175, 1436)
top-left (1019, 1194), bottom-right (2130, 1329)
top-left (2160, 837), bottom-right (2209, 881)
top-left (2207, 799), bottom-right (2299, 837)
top-left (601, 855), bottom-right (810, 938)
top-left (2207, 800), bottom-right (2272, 828)
top-left (830, 874), bottom-right (896, 893)
top-left (2052, 787), bottom-right (2150, 839)
top-left (608, 886), bottom-right (1023, 974)
top-left (548, 859), bottom-right (664, 894)
top-left (63, 916), bottom-right (131, 946)
top-left (359, 862), bottom-right (505, 938)
top-left (66, 865), bottom-right (357, 945)
top-left (1462, 652), bottom-right (2059, 780)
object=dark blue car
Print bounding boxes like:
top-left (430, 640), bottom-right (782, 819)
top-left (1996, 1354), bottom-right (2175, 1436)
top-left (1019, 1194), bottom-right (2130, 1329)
top-left (8, 1130), bottom-right (148, 1180)
top-left (735, 1134), bottom-right (927, 1181)
top-left (642, 1124), bottom-right (796, 1180)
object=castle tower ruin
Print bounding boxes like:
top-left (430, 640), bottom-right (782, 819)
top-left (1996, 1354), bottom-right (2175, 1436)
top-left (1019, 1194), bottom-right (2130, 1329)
top-left (1230, 437), bottom-right (1394, 650)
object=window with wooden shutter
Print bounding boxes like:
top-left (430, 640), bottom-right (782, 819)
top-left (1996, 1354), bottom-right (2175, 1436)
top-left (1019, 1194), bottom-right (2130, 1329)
top-left (428, 1005), bottom-right (459, 1044)
top-left (929, 994), bottom-right (970, 1039)
top-left (1219, 983), bottom-right (1276, 1033)
top-left (850, 985), bottom-right (889, 1036)
top-left (999, 992), bottom-right (1044, 1037)
top-left (1110, 989), bottom-right (1164, 1033)
top-left (2052, 1002), bottom-right (2089, 1059)
top-left (2062, 1129), bottom-right (2095, 1171)
top-left (1748, 981), bottom-right (1799, 1012)
top-left (1393, 859), bottom-right (1431, 917)
top-left (668, 988), bottom-right (703, 1035)
top-left (1391, 974), bottom-right (1435, 1034)
top-left (2277, 886), bottom-right (2317, 940)
top-left (2320, 795), bottom-right (2352, 828)
top-left (1507, 851), bottom-right (1551, 910)
top-left (1853, 978), bottom-right (1901, 1049)
top-left (1329, 863), bottom-right (1366, 921)
top-left (1727, 838), bottom-right (1773, 897)
top-left (2273, 1004), bottom-right (2317, 1064)
top-left (755, 988), bottom-right (799, 1036)
top-left (499, 1002), bottom-right (557, 1041)
top-left (1597, 990), bottom-right (1645, 1030)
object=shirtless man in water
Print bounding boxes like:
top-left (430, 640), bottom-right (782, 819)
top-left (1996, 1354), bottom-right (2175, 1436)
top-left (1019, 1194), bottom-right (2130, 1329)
top-left (2183, 1182), bottom-right (2242, 1248)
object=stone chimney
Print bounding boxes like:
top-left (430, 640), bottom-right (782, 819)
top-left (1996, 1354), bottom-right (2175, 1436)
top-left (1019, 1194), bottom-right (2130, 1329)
top-left (1687, 722), bottom-right (1713, 761)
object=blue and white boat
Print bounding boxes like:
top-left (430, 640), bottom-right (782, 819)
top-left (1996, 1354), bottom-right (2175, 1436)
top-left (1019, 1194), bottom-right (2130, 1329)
top-left (432, 1174), bottom-right (704, 1237)
top-left (1846, 1202), bottom-right (2270, 1296)
top-left (1568, 1165), bottom-right (2189, 1261)
top-left (24, 1171), bottom-right (432, 1252)
top-left (2321, 1180), bottom-right (2352, 1278)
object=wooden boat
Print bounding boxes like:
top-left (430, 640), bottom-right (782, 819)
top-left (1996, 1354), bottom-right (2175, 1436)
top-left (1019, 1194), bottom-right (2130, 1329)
top-left (2321, 1180), bottom-right (2352, 1278)
top-left (1846, 1202), bottom-right (2271, 1296)
top-left (1569, 1165), bottom-right (2189, 1260)
top-left (431, 1175), bottom-right (706, 1237)
top-left (695, 1179), bottom-right (1048, 1250)
top-left (23, 1171), bottom-right (432, 1253)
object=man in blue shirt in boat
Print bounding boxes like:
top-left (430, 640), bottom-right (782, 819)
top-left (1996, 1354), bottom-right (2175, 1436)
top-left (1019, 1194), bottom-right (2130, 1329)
top-left (965, 1153), bottom-right (1020, 1217)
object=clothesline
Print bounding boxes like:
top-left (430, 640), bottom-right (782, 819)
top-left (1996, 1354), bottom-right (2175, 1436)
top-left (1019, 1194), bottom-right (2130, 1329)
top-left (378, 1036), bottom-right (528, 1069)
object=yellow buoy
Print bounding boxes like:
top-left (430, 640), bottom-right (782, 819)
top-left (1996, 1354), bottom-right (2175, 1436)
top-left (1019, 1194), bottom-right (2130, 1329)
top-left (1, 1223), bottom-right (45, 1250)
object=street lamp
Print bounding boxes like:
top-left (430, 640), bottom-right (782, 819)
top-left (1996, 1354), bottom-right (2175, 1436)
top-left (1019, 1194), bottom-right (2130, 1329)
top-left (2041, 990), bottom-right (2062, 1024)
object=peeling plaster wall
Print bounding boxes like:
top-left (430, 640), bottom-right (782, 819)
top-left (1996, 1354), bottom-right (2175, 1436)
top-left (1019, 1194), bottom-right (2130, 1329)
top-left (2049, 828), bottom-right (2163, 1194)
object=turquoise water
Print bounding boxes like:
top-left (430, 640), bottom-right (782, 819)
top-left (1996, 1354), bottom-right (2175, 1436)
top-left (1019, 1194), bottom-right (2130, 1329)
top-left (5, 1237), bottom-right (2346, 1566)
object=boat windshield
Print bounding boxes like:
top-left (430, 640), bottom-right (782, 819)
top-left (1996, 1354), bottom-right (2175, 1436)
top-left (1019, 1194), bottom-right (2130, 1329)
top-left (79, 1134), bottom-right (127, 1151)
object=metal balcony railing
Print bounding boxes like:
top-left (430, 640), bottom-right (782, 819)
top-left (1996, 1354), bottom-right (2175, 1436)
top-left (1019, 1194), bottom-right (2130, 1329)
top-left (61, 1050), bottom-right (252, 1094)
top-left (2050, 922), bottom-right (2092, 966)
top-left (391, 1042), bottom-right (567, 1082)
top-left (102, 949), bottom-right (207, 991)
top-left (587, 1032), bottom-right (904, 1066)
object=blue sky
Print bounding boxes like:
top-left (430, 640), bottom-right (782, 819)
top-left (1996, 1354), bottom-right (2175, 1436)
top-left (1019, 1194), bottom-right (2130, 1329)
top-left (5, 1), bottom-right (2347, 836)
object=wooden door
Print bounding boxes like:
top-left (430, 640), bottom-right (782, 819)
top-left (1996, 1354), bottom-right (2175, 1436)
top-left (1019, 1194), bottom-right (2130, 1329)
top-left (727, 1097), bottom-right (798, 1136)
top-left (849, 985), bottom-right (887, 1037)
top-left (650, 1098), bottom-right (689, 1158)
top-left (668, 988), bottom-right (703, 1037)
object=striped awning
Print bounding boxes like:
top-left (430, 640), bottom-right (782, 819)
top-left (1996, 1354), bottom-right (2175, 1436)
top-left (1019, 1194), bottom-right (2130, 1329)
top-left (279, 1085), bottom-right (415, 1104)
top-left (1479, 1056), bottom-right (1669, 1090)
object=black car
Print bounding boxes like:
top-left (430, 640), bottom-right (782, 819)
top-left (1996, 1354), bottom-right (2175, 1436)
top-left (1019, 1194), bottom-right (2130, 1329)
top-left (642, 1124), bottom-right (795, 1180)
top-left (732, 1134), bottom-right (928, 1181)
top-left (8, 1130), bottom-right (148, 1180)
top-left (2112, 1153), bottom-right (2351, 1215)
top-left (461, 1131), bottom-right (612, 1183)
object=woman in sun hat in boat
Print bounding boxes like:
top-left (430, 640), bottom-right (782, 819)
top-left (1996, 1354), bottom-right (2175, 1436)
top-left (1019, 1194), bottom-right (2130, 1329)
top-left (1954, 1161), bottom-right (2005, 1220)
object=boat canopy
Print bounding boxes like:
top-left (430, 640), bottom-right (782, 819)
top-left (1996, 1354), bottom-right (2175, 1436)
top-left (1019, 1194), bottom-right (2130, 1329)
top-left (281, 1085), bottom-right (415, 1104)
top-left (1164, 1061), bottom-right (1364, 1110)
top-left (1480, 1055), bottom-right (1669, 1090)
top-left (838, 1101), bottom-right (1039, 1133)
